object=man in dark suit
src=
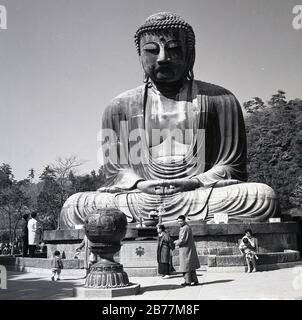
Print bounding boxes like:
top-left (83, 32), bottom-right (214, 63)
top-left (21, 213), bottom-right (29, 257)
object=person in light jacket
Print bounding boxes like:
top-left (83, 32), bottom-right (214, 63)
top-left (174, 215), bottom-right (200, 286)
top-left (27, 212), bottom-right (41, 257)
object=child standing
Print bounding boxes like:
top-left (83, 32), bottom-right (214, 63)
top-left (51, 250), bottom-right (63, 281)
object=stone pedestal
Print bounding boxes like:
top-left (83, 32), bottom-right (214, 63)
top-left (73, 283), bottom-right (140, 298)
top-left (43, 221), bottom-right (301, 274)
top-left (76, 208), bottom-right (141, 297)
top-left (85, 261), bottom-right (129, 288)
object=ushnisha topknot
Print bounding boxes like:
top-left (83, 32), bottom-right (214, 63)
top-left (134, 12), bottom-right (195, 55)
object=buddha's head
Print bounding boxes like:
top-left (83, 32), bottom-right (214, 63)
top-left (134, 12), bottom-right (195, 87)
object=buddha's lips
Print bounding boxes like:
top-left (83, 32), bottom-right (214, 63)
top-left (156, 66), bottom-right (173, 73)
top-left (156, 67), bottom-right (174, 76)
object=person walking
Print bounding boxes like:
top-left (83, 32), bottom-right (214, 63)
top-left (75, 235), bottom-right (97, 277)
top-left (28, 212), bottom-right (41, 258)
top-left (51, 250), bottom-right (63, 281)
top-left (21, 213), bottom-right (29, 257)
top-left (157, 224), bottom-right (175, 279)
top-left (174, 215), bottom-right (200, 286)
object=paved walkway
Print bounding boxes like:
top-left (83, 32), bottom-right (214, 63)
top-left (1, 267), bottom-right (302, 300)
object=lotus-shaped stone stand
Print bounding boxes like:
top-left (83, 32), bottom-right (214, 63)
top-left (143, 216), bottom-right (159, 227)
top-left (83, 208), bottom-right (129, 289)
top-left (142, 210), bottom-right (160, 227)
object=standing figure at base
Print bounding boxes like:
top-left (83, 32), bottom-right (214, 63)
top-left (239, 229), bottom-right (259, 273)
top-left (28, 212), bottom-right (41, 258)
top-left (76, 235), bottom-right (97, 277)
top-left (157, 224), bottom-right (175, 278)
top-left (174, 215), bottom-right (200, 286)
top-left (21, 213), bottom-right (29, 257)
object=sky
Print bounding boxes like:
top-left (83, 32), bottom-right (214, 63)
top-left (0, 0), bottom-right (301, 180)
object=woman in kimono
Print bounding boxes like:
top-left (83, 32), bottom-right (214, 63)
top-left (157, 224), bottom-right (175, 278)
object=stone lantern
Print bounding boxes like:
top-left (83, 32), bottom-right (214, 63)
top-left (74, 208), bottom-right (140, 298)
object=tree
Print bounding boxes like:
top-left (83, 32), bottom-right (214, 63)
top-left (37, 166), bottom-right (62, 230)
top-left (243, 97), bottom-right (267, 114)
top-left (290, 175), bottom-right (302, 211)
top-left (51, 156), bottom-right (85, 208)
top-left (245, 90), bottom-right (302, 213)
top-left (0, 163), bottom-right (13, 189)
top-left (68, 167), bottom-right (106, 192)
top-left (27, 168), bottom-right (35, 183)
top-left (0, 164), bottom-right (30, 252)
top-left (268, 90), bottom-right (287, 107)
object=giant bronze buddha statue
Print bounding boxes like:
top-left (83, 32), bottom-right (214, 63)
top-left (59, 12), bottom-right (280, 229)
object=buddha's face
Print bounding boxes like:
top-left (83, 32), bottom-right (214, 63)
top-left (140, 30), bottom-right (188, 83)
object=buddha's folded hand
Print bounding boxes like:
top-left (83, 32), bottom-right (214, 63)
top-left (136, 178), bottom-right (202, 195)
top-left (136, 180), bottom-right (166, 194)
top-left (97, 186), bottom-right (123, 193)
top-left (167, 178), bottom-right (202, 193)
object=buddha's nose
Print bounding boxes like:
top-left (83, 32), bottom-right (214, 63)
top-left (157, 48), bottom-right (170, 64)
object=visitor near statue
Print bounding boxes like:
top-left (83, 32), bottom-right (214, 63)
top-left (21, 213), bottom-right (29, 257)
top-left (76, 235), bottom-right (97, 277)
top-left (51, 250), bottom-right (63, 281)
top-left (28, 212), bottom-right (41, 257)
top-left (239, 229), bottom-right (258, 272)
top-left (174, 215), bottom-right (200, 286)
top-left (156, 224), bottom-right (175, 278)
top-left (59, 12), bottom-right (280, 229)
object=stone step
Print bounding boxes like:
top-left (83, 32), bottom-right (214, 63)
top-left (197, 247), bottom-right (241, 256)
top-left (0, 256), bottom-right (84, 269)
top-left (205, 261), bottom-right (302, 273)
top-left (44, 222), bottom-right (301, 260)
top-left (1, 250), bottom-right (299, 271)
top-left (4, 261), bottom-right (302, 277)
top-left (207, 250), bottom-right (300, 267)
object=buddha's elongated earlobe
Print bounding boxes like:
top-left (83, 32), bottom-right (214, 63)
top-left (143, 73), bottom-right (149, 83)
top-left (187, 69), bottom-right (194, 81)
top-left (186, 48), bottom-right (195, 81)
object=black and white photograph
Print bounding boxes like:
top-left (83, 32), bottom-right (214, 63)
top-left (0, 0), bottom-right (302, 310)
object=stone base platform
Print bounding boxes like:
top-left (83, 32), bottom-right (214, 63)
top-left (0, 256), bottom-right (84, 270)
top-left (2, 261), bottom-right (302, 277)
top-left (43, 221), bottom-right (301, 257)
top-left (1, 249), bottom-right (299, 268)
top-left (204, 261), bottom-right (302, 273)
top-left (5, 221), bottom-right (291, 275)
top-left (0, 253), bottom-right (301, 276)
top-left (73, 283), bottom-right (140, 298)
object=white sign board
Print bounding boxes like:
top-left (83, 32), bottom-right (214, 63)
top-left (269, 218), bottom-right (281, 223)
top-left (214, 213), bottom-right (229, 224)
